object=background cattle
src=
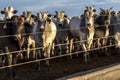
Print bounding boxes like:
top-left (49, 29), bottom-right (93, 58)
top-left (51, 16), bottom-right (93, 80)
top-left (109, 11), bottom-right (120, 52)
top-left (0, 6), bottom-right (119, 80)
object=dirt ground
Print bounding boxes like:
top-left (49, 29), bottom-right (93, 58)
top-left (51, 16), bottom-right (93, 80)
top-left (0, 49), bottom-right (120, 80)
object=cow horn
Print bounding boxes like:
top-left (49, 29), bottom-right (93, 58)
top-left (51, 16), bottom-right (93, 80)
top-left (100, 8), bottom-right (104, 11)
top-left (55, 11), bottom-right (58, 14)
top-left (109, 7), bottom-right (113, 10)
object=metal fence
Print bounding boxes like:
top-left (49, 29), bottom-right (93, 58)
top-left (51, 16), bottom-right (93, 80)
top-left (0, 21), bottom-right (119, 69)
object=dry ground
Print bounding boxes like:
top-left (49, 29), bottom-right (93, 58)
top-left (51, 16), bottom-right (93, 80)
top-left (0, 49), bottom-right (120, 80)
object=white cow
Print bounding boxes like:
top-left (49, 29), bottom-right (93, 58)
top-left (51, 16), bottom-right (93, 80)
top-left (34, 13), bottom-right (57, 67)
top-left (41, 14), bottom-right (57, 66)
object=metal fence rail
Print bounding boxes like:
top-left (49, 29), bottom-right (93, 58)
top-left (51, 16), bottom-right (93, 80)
top-left (0, 35), bottom-right (115, 56)
top-left (0, 21), bottom-right (119, 38)
top-left (0, 43), bottom-right (117, 69)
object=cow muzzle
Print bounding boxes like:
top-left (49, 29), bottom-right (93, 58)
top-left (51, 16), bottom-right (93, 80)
top-left (46, 18), bottom-right (51, 23)
top-left (116, 46), bottom-right (120, 50)
top-left (105, 20), bottom-right (110, 25)
top-left (15, 34), bottom-right (21, 40)
top-left (87, 23), bottom-right (91, 26)
top-left (58, 24), bottom-right (63, 27)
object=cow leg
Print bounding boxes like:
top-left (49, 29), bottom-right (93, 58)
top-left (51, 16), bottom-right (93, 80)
top-left (45, 44), bottom-right (52, 71)
top-left (12, 54), bottom-right (18, 79)
top-left (84, 52), bottom-right (90, 64)
top-left (66, 38), bottom-right (69, 54)
top-left (0, 50), bottom-right (4, 67)
top-left (58, 43), bottom-right (62, 56)
top-left (35, 49), bottom-right (41, 70)
top-left (103, 38), bottom-right (109, 56)
top-left (5, 47), bottom-right (14, 80)
top-left (46, 44), bottom-right (51, 65)
top-left (27, 44), bottom-right (30, 60)
top-left (32, 41), bottom-right (36, 59)
top-left (83, 49), bottom-right (88, 63)
top-left (81, 43), bottom-right (90, 63)
top-left (22, 48), bottom-right (26, 61)
top-left (97, 38), bottom-right (101, 54)
top-left (108, 39), bottom-right (112, 55)
top-left (51, 43), bottom-right (55, 56)
top-left (69, 39), bottom-right (73, 59)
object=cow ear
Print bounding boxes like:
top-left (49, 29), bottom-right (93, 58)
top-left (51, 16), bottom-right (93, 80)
top-left (100, 8), bottom-right (104, 11)
top-left (109, 7), bottom-right (113, 11)
top-left (55, 11), bottom-right (58, 14)
top-left (85, 10), bottom-right (88, 12)
top-left (48, 14), bottom-right (52, 17)
top-left (31, 15), bottom-right (35, 18)
top-left (20, 15), bottom-right (24, 17)
top-left (64, 15), bottom-right (68, 18)
top-left (0, 11), bottom-right (5, 14)
top-left (13, 10), bottom-right (18, 14)
top-left (100, 12), bottom-right (104, 15)
top-left (46, 11), bottom-right (49, 14)
top-left (93, 9), bottom-right (96, 12)
top-left (54, 15), bottom-right (57, 18)
top-left (81, 15), bottom-right (84, 18)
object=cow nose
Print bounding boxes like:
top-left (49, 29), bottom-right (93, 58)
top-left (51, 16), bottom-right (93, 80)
top-left (116, 47), bottom-right (120, 50)
top-left (87, 23), bottom-right (91, 26)
top-left (16, 34), bottom-right (21, 40)
top-left (59, 24), bottom-right (62, 27)
top-left (105, 21), bottom-right (110, 25)
top-left (47, 18), bottom-right (51, 23)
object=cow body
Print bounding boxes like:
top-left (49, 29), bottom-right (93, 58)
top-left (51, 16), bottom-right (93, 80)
top-left (54, 11), bottom-right (70, 56)
top-left (0, 19), bottom-right (20, 80)
top-left (69, 6), bottom-right (95, 62)
top-left (94, 7), bottom-right (112, 56)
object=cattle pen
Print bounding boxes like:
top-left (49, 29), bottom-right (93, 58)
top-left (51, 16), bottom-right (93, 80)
top-left (0, 19), bottom-right (120, 80)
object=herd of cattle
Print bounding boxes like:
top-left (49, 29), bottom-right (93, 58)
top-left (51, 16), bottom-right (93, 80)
top-left (0, 6), bottom-right (120, 71)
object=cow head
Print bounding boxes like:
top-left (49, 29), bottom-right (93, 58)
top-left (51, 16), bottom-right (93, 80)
top-left (10, 16), bottom-right (25, 42)
top-left (0, 7), bottom-right (18, 20)
top-left (111, 11), bottom-right (116, 16)
top-left (84, 6), bottom-right (96, 27)
top-left (99, 7), bottom-right (112, 25)
top-left (39, 14), bottom-right (54, 32)
top-left (22, 11), bottom-right (32, 21)
top-left (22, 11), bottom-right (37, 27)
top-left (55, 11), bottom-right (68, 27)
top-left (37, 12), bottom-right (49, 22)
top-left (117, 11), bottom-right (120, 18)
top-left (114, 32), bottom-right (120, 50)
